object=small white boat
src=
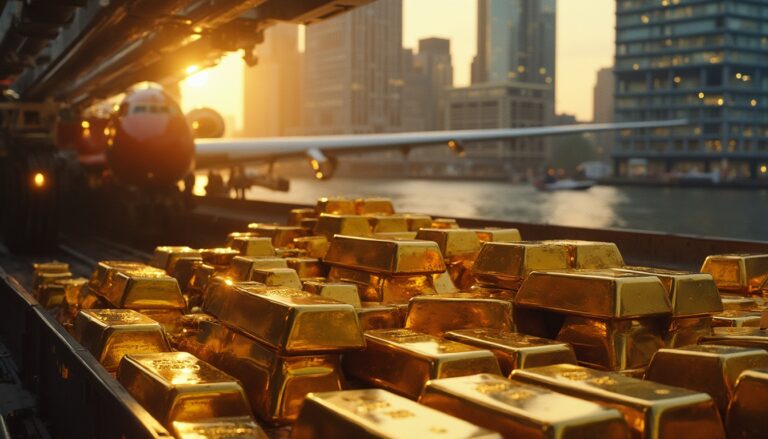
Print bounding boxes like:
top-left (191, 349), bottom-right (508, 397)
top-left (535, 178), bottom-right (596, 191)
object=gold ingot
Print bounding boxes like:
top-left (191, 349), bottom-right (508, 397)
top-left (60, 277), bottom-right (88, 308)
top-left (431, 218), bottom-right (458, 229)
top-left (419, 374), bottom-right (629, 439)
top-left (416, 228), bottom-right (481, 289)
top-left (200, 248), bottom-right (239, 267)
top-left (286, 257), bottom-right (325, 279)
top-left (357, 303), bottom-right (404, 331)
top-left (171, 257), bottom-right (203, 294)
top-left (300, 217), bottom-right (319, 232)
top-left (100, 268), bottom-right (185, 310)
top-left (293, 236), bottom-right (329, 259)
top-left (665, 316), bottom-right (714, 348)
top-left (355, 197), bottom-right (395, 215)
top-left (316, 197), bottom-right (356, 215)
top-left (188, 263), bottom-right (218, 297)
top-left (543, 240), bottom-right (624, 269)
top-left (473, 242), bottom-right (570, 291)
top-left (171, 417), bottom-right (267, 439)
top-left (292, 389), bottom-right (500, 439)
top-left (373, 231), bottom-right (419, 240)
top-left (512, 364), bottom-right (725, 439)
top-left (701, 253), bottom-right (768, 295)
top-left (117, 352), bottom-right (253, 428)
top-left (74, 309), bottom-right (170, 372)
top-left (444, 329), bottom-right (577, 376)
top-left (402, 213), bottom-right (433, 231)
top-left (32, 261), bottom-right (70, 290)
top-left (151, 246), bottom-right (201, 274)
top-left (247, 224), bottom-right (307, 248)
top-left (712, 310), bottom-right (762, 328)
top-left (33, 260), bottom-right (69, 274)
top-left (202, 277), bottom-right (263, 320)
top-left (725, 368), bottom-right (768, 439)
top-left (275, 248), bottom-right (308, 258)
top-left (228, 256), bottom-right (287, 282)
top-left (720, 294), bottom-right (757, 311)
top-left (249, 268), bottom-right (302, 289)
top-left (699, 327), bottom-right (768, 351)
top-left (288, 208), bottom-right (317, 226)
top-left (140, 309), bottom-right (184, 334)
top-left (404, 294), bottom-right (512, 336)
top-left (313, 214), bottom-right (373, 240)
top-left (470, 228), bottom-right (522, 243)
top-left (229, 237), bottom-right (275, 258)
top-left (175, 316), bottom-right (230, 365)
top-left (367, 214), bottom-right (409, 234)
top-left (225, 232), bottom-right (259, 248)
top-left (302, 280), bottom-right (361, 307)
top-left (217, 325), bottom-right (345, 424)
top-left (327, 265), bottom-right (439, 303)
top-left (325, 235), bottom-right (445, 275)
top-left (343, 328), bottom-right (501, 399)
top-left (38, 277), bottom-right (86, 309)
top-left (89, 261), bottom-right (161, 295)
top-left (645, 344), bottom-right (768, 415)
top-left (34, 271), bottom-right (72, 295)
top-left (217, 284), bottom-right (364, 354)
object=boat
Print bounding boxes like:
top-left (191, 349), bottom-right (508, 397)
top-left (534, 178), bottom-right (596, 191)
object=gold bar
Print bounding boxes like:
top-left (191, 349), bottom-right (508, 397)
top-left (720, 294), bottom-right (757, 311)
top-left (292, 389), bottom-right (500, 439)
top-left (316, 197), bottom-right (356, 215)
top-left (229, 236), bottom-right (275, 257)
top-left (325, 235), bottom-right (445, 275)
top-left (355, 197), bottom-right (395, 215)
top-left (699, 327), bottom-right (768, 351)
top-left (286, 257), bottom-right (326, 279)
top-left (200, 248), bottom-right (239, 267)
top-left (249, 268), bottom-right (303, 289)
top-left (367, 215), bottom-right (409, 234)
top-left (472, 242), bottom-right (570, 291)
top-left (34, 271), bottom-right (72, 294)
top-left (512, 364), bottom-right (724, 439)
top-left (89, 261), bottom-right (161, 295)
top-left (416, 229), bottom-right (481, 289)
top-left (444, 329), bottom-right (577, 376)
top-left (275, 248), bottom-right (307, 258)
top-left (202, 277), bottom-right (263, 320)
top-left (217, 324), bottom-right (346, 424)
top-left (216, 284), bottom-right (364, 354)
top-left (174, 316), bottom-right (230, 365)
top-left (313, 214), bottom-right (373, 240)
top-left (357, 303), bottom-right (404, 331)
top-left (419, 374), bottom-right (629, 439)
top-left (645, 344), bottom-right (768, 415)
top-left (247, 224), bottom-right (307, 248)
top-left (431, 218), bottom-right (459, 229)
top-left (139, 309), bottom-right (184, 334)
top-left (151, 246), bottom-right (201, 274)
top-left (701, 253), bottom-right (768, 295)
top-left (302, 280), bottom-right (361, 307)
top-left (404, 294), bottom-right (512, 336)
top-left (711, 310), bottom-right (762, 328)
top-left (402, 213), bottom-right (433, 231)
top-left (74, 309), bottom-right (170, 372)
top-left (99, 268), bottom-right (186, 310)
top-left (327, 265), bottom-right (439, 303)
top-left (343, 328), bottom-right (501, 399)
top-left (288, 207), bottom-right (317, 226)
top-left (725, 368), bottom-right (768, 439)
top-left (543, 240), bottom-right (624, 269)
top-left (293, 236), bottom-right (329, 259)
top-left (470, 228), bottom-right (522, 243)
top-left (300, 217), bottom-right (319, 233)
top-left (38, 277), bottom-right (86, 309)
top-left (228, 256), bottom-right (288, 282)
top-left (225, 232), bottom-right (259, 248)
top-left (117, 352), bottom-right (253, 428)
top-left (188, 263), bottom-right (218, 297)
top-left (60, 277), bottom-right (88, 310)
top-left (170, 257), bottom-right (203, 294)
top-left (171, 417), bottom-right (267, 439)
top-left (32, 261), bottom-right (70, 291)
top-left (373, 231), bottom-right (419, 240)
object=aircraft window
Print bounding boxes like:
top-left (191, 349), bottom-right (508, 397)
top-left (132, 106), bottom-right (147, 114)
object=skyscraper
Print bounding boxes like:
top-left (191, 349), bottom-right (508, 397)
top-left (593, 67), bottom-right (615, 154)
top-left (472, 0), bottom-right (556, 86)
top-left (613, 0), bottom-right (768, 179)
top-left (413, 38), bottom-right (453, 130)
top-left (302, 0), bottom-right (403, 135)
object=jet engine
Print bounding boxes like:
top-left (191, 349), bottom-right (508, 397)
top-left (186, 107), bottom-right (226, 139)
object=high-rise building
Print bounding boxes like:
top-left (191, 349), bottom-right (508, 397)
top-left (472, 0), bottom-right (556, 86)
top-left (414, 38), bottom-right (453, 130)
top-left (242, 24), bottom-right (302, 137)
top-left (613, 0), bottom-right (768, 179)
top-left (593, 67), bottom-right (615, 154)
top-left (302, 0), bottom-right (403, 135)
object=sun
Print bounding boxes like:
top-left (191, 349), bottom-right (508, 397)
top-left (184, 70), bottom-right (209, 88)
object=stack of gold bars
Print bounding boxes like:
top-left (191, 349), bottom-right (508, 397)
top-left (31, 196), bottom-right (768, 438)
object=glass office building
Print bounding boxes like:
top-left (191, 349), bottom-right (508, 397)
top-left (613, 0), bottom-right (768, 179)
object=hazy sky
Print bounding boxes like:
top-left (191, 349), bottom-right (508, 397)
top-left (181, 0), bottom-right (615, 131)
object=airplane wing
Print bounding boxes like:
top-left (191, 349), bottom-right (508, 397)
top-left (194, 119), bottom-right (687, 177)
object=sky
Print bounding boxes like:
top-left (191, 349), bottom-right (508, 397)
top-left (181, 0), bottom-right (615, 132)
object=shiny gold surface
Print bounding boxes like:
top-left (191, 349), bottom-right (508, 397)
top-left (355, 197), bottom-right (396, 215)
top-left (33, 271), bottom-right (72, 294)
top-left (367, 215), bottom-right (409, 234)
top-left (511, 363), bottom-right (725, 439)
top-left (292, 389), bottom-right (500, 439)
top-left (170, 257), bottom-right (203, 294)
top-left (285, 257), bottom-right (326, 279)
top-left (725, 368), bottom-right (768, 439)
top-left (225, 232), bottom-right (259, 248)
top-left (100, 267), bottom-right (186, 310)
top-left (302, 280), bottom-right (361, 307)
top-left (404, 294), bottom-right (513, 336)
top-left (300, 218), bottom-right (319, 232)
top-left (38, 277), bottom-right (87, 309)
top-left (444, 329), bottom-right (577, 375)
top-left (719, 294), bottom-right (757, 311)
top-left (420, 374), bottom-right (629, 439)
top-left (699, 327), bottom-right (768, 351)
top-left (544, 240), bottom-right (625, 269)
top-left (357, 303), bottom-right (404, 331)
top-left (288, 208), bottom-right (318, 226)
top-left (275, 248), bottom-right (308, 258)
top-left (228, 256), bottom-right (288, 282)
top-left (711, 310), bottom-right (762, 328)
top-left (316, 197), bottom-right (356, 215)
top-left (200, 248), bottom-right (239, 267)
top-left (247, 224), bottom-right (307, 248)
top-left (171, 417), bottom-right (268, 439)
top-left (215, 284), bottom-right (364, 354)
top-left (402, 213), bottom-right (433, 231)
top-left (201, 277), bottom-right (262, 320)
top-left (140, 309), bottom-right (184, 334)
top-left (313, 214), bottom-right (373, 240)
top-left (645, 344), bottom-right (768, 415)
top-left (327, 265), bottom-right (439, 303)
top-left (470, 228), bottom-right (522, 243)
top-left (416, 229), bottom-right (482, 289)
top-left (472, 242), bottom-right (570, 291)
top-left (217, 325), bottom-right (345, 424)
top-left (292, 236), bottom-right (329, 259)
top-left (665, 315), bottom-right (714, 348)
top-left (89, 261), bottom-right (162, 296)
top-left (151, 246), bottom-right (202, 274)
top-left (117, 352), bottom-right (253, 428)
top-left (431, 218), bottom-right (459, 229)
top-left (74, 309), bottom-right (170, 371)
top-left (248, 268), bottom-right (303, 289)
top-left (701, 253), bottom-right (768, 295)
top-left (32, 261), bottom-right (70, 291)
top-left (343, 328), bottom-right (501, 399)
top-left (188, 263), bottom-right (218, 297)
top-left (325, 235), bottom-right (446, 275)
